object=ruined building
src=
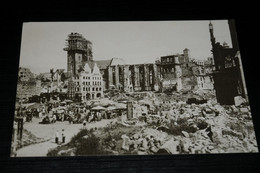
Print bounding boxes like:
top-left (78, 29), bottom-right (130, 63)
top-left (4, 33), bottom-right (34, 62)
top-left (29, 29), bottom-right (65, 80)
top-left (64, 33), bottom-right (103, 101)
top-left (190, 59), bottom-right (214, 90)
top-left (16, 68), bottom-right (41, 100)
top-left (159, 49), bottom-right (214, 92)
top-left (107, 60), bottom-right (159, 92)
top-left (179, 48), bottom-right (193, 77)
top-left (210, 20), bottom-right (247, 105)
top-left (63, 32), bottom-right (215, 98)
top-left (18, 67), bottom-right (35, 82)
top-left (64, 32), bottom-right (93, 76)
top-left (156, 55), bottom-right (182, 92)
top-left (63, 32), bottom-right (161, 93)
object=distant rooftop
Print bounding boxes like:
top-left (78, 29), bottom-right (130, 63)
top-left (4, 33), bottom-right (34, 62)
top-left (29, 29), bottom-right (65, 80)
top-left (95, 59), bottom-right (113, 69)
top-left (109, 58), bottom-right (126, 66)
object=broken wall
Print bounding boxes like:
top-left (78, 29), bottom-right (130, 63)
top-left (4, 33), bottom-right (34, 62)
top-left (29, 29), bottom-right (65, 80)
top-left (16, 80), bottom-right (41, 100)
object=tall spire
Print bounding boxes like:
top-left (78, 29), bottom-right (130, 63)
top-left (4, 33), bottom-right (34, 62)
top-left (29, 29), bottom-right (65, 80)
top-left (209, 21), bottom-right (215, 45)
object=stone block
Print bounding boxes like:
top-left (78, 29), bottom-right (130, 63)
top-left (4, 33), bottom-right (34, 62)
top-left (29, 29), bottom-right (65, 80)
top-left (234, 96), bottom-right (246, 106)
top-left (211, 127), bottom-right (223, 144)
top-left (121, 134), bottom-right (130, 151)
top-left (240, 107), bottom-right (249, 114)
top-left (142, 138), bottom-right (149, 150)
top-left (181, 131), bottom-right (190, 138)
top-left (159, 138), bottom-right (179, 154)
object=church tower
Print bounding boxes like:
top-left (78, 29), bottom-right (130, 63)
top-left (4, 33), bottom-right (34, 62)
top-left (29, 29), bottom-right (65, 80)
top-left (209, 21), bottom-right (216, 46)
top-left (64, 32), bottom-right (93, 76)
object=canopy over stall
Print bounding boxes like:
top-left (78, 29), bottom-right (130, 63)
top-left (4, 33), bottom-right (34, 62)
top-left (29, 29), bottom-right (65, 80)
top-left (91, 106), bottom-right (106, 111)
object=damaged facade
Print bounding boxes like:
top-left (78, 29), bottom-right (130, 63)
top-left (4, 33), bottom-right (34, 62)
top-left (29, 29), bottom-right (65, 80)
top-left (209, 20), bottom-right (247, 105)
top-left (16, 68), bottom-right (41, 100)
top-left (18, 67), bottom-right (35, 82)
top-left (37, 68), bottom-right (67, 94)
top-left (190, 59), bottom-right (214, 90)
top-left (157, 49), bottom-right (215, 92)
top-left (64, 32), bottom-right (93, 76)
top-left (107, 61), bottom-right (159, 92)
top-left (63, 31), bottom-right (215, 100)
top-left (156, 55), bottom-right (182, 92)
top-left (64, 33), bottom-right (103, 101)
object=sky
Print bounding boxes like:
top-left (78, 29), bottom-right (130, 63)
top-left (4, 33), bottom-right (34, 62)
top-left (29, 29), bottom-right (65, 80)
top-left (19, 20), bottom-right (232, 74)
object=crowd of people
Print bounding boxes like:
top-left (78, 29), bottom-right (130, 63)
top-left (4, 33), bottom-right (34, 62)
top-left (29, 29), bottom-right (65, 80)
top-left (15, 101), bottom-right (125, 125)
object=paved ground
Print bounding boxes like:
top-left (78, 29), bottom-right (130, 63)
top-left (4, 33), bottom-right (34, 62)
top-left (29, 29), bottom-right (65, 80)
top-left (16, 118), bottom-right (116, 157)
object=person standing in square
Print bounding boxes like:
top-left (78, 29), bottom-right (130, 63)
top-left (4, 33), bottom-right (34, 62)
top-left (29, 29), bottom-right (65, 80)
top-left (61, 129), bottom-right (65, 143)
top-left (55, 130), bottom-right (59, 144)
top-left (83, 120), bottom-right (87, 129)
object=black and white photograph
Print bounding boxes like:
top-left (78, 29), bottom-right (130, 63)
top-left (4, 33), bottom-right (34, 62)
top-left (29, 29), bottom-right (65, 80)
top-left (10, 20), bottom-right (258, 157)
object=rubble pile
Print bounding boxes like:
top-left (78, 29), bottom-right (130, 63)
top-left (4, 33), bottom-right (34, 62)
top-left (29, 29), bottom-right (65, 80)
top-left (111, 93), bottom-right (129, 102)
top-left (192, 89), bottom-right (216, 100)
top-left (119, 128), bottom-right (170, 154)
top-left (48, 91), bottom-right (258, 156)
top-left (116, 93), bottom-right (258, 154)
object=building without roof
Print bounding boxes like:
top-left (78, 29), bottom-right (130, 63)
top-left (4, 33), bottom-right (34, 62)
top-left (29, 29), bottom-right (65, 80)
top-left (64, 32), bottom-right (93, 76)
top-left (156, 54), bottom-right (182, 92)
top-left (63, 32), bottom-right (161, 95)
top-left (64, 33), bottom-right (104, 101)
top-left (16, 68), bottom-right (41, 100)
top-left (18, 67), bottom-right (35, 82)
top-left (64, 32), bottom-right (216, 101)
top-left (107, 62), bottom-right (159, 92)
top-left (209, 20), bottom-right (247, 105)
